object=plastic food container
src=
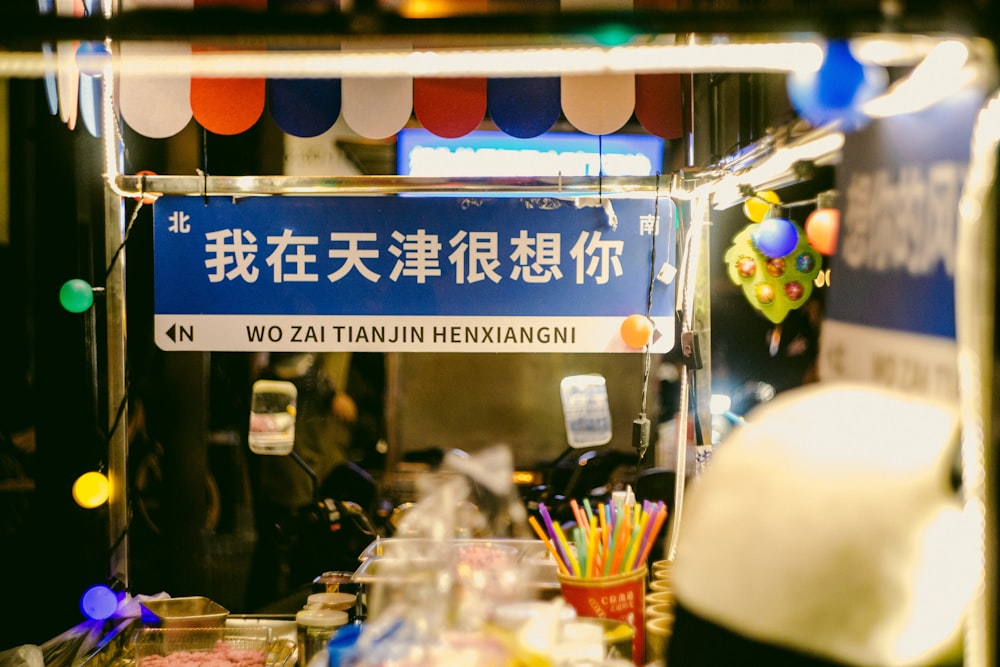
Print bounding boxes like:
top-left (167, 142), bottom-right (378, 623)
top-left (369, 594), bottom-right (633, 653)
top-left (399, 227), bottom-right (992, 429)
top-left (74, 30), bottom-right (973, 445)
top-left (133, 627), bottom-right (272, 667)
top-left (225, 615), bottom-right (297, 644)
top-left (357, 537), bottom-right (553, 563)
top-left (353, 538), bottom-right (562, 619)
top-left (140, 597), bottom-right (230, 628)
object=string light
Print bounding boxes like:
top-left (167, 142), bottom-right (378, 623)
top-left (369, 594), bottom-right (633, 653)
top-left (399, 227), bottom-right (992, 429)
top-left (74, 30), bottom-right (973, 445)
top-left (80, 584), bottom-right (118, 620)
top-left (804, 191), bottom-right (840, 255)
top-left (751, 217), bottom-right (799, 258)
top-left (786, 39), bottom-right (888, 131)
top-left (742, 189), bottom-right (781, 222)
top-left (620, 313), bottom-right (654, 349)
top-left (59, 279), bottom-right (98, 313)
top-left (73, 471), bottom-right (110, 509)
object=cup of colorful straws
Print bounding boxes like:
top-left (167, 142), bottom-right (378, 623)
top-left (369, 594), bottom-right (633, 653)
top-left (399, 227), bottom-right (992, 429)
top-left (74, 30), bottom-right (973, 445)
top-left (529, 497), bottom-right (669, 666)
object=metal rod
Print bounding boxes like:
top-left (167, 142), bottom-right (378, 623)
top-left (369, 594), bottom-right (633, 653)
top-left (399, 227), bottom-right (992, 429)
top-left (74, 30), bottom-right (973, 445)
top-left (112, 120), bottom-right (842, 202)
top-left (103, 46), bottom-right (129, 587)
top-left (104, 163), bottom-right (129, 586)
top-left (116, 173), bottom-right (675, 198)
top-left (953, 87), bottom-right (1000, 667)
top-left (665, 365), bottom-right (690, 561)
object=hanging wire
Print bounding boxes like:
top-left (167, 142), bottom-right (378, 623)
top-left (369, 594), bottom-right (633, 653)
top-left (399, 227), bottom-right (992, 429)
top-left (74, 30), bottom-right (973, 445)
top-left (103, 382), bottom-right (130, 458)
top-left (99, 197), bottom-right (144, 446)
top-left (633, 173), bottom-right (661, 472)
top-left (201, 128), bottom-right (210, 206)
top-left (108, 510), bottom-right (133, 555)
top-left (99, 196), bottom-right (145, 564)
top-left (646, 178), bottom-right (660, 318)
top-left (640, 175), bottom-right (661, 414)
top-left (740, 184), bottom-right (835, 211)
top-left (598, 134), bottom-right (603, 201)
top-left (104, 199), bottom-right (145, 282)
top-left (80, 197), bottom-right (144, 474)
top-left (688, 366), bottom-right (706, 451)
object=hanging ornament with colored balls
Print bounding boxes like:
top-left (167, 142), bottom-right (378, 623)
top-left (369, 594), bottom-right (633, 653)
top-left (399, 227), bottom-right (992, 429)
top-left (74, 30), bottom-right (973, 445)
top-left (725, 218), bottom-right (821, 323)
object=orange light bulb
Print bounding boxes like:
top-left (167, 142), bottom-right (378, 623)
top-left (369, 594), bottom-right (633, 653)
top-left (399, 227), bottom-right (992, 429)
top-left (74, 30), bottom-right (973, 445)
top-left (805, 208), bottom-right (841, 255)
top-left (620, 314), bottom-right (654, 349)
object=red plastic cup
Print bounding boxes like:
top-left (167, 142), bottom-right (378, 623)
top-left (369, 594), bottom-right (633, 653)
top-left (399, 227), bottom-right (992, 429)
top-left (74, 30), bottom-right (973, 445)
top-left (558, 568), bottom-right (646, 665)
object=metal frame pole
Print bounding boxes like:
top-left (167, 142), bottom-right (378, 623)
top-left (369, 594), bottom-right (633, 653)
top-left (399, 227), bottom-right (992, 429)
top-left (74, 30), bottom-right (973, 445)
top-left (955, 86), bottom-right (1000, 667)
top-left (103, 45), bottom-right (129, 587)
top-left (104, 180), bottom-right (129, 587)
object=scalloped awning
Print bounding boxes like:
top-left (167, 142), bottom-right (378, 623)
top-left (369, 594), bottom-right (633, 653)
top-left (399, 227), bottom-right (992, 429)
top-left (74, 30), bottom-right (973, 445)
top-left (50, 45), bottom-right (684, 140)
top-left (41, 0), bottom-right (684, 141)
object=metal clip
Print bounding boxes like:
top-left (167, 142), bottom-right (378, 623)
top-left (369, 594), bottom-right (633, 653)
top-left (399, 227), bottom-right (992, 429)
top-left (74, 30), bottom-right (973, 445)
top-left (681, 328), bottom-right (703, 370)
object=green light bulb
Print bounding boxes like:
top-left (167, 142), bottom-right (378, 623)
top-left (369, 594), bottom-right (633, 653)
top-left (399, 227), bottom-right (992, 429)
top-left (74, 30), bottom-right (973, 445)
top-left (60, 279), bottom-right (94, 313)
top-left (590, 23), bottom-right (634, 47)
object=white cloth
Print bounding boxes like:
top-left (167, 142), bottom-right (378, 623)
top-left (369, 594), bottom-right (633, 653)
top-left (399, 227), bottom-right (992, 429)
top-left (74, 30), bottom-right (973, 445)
top-left (671, 383), bottom-right (976, 666)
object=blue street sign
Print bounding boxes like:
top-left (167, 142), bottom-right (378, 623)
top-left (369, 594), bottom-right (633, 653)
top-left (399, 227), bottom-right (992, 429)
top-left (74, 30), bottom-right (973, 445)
top-left (827, 87), bottom-right (984, 340)
top-left (153, 195), bottom-right (677, 353)
top-left (820, 85), bottom-right (986, 401)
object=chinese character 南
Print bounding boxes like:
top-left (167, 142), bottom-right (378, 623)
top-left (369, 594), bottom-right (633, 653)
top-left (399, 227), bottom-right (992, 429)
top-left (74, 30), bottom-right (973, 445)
top-left (570, 231), bottom-right (624, 284)
top-left (510, 231), bottom-right (563, 283)
top-left (266, 229), bottom-right (320, 283)
top-left (639, 213), bottom-right (660, 236)
top-left (449, 230), bottom-right (502, 284)
top-left (205, 228), bottom-right (259, 283)
top-left (389, 229), bottom-right (442, 283)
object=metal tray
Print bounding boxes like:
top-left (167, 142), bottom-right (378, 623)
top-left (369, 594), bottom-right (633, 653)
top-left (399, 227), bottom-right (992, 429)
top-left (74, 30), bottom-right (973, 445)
top-left (140, 596), bottom-right (229, 628)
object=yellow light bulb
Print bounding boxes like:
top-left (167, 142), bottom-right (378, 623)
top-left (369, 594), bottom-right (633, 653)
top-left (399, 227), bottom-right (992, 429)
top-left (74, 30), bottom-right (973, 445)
top-left (743, 190), bottom-right (781, 222)
top-left (73, 471), bottom-right (110, 509)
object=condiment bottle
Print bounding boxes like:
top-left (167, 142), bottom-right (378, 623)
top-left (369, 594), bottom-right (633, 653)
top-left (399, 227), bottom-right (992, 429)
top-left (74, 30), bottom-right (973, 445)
top-left (296, 608), bottom-right (348, 667)
top-left (305, 592), bottom-right (357, 621)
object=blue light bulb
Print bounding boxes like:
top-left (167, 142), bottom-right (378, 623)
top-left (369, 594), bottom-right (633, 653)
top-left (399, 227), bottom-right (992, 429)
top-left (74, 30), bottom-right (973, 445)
top-left (80, 584), bottom-right (118, 620)
top-left (786, 40), bottom-right (888, 132)
top-left (816, 40), bottom-right (866, 109)
top-left (751, 218), bottom-right (799, 258)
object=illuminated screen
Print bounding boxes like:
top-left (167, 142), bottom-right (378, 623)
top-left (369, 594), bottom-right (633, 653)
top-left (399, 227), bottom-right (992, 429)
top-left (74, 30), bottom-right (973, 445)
top-left (397, 129), bottom-right (665, 177)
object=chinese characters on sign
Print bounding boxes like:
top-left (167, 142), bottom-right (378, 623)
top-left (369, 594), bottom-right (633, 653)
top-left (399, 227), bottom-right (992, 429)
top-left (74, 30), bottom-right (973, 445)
top-left (821, 87), bottom-right (985, 402)
top-left (153, 196), bottom-right (676, 353)
top-left (199, 227), bottom-right (629, 287)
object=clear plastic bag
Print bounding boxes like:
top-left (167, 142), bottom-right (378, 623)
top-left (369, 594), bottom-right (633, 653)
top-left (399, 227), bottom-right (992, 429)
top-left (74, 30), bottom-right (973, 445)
top-left (0, 645), bottom-right (43, 667)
